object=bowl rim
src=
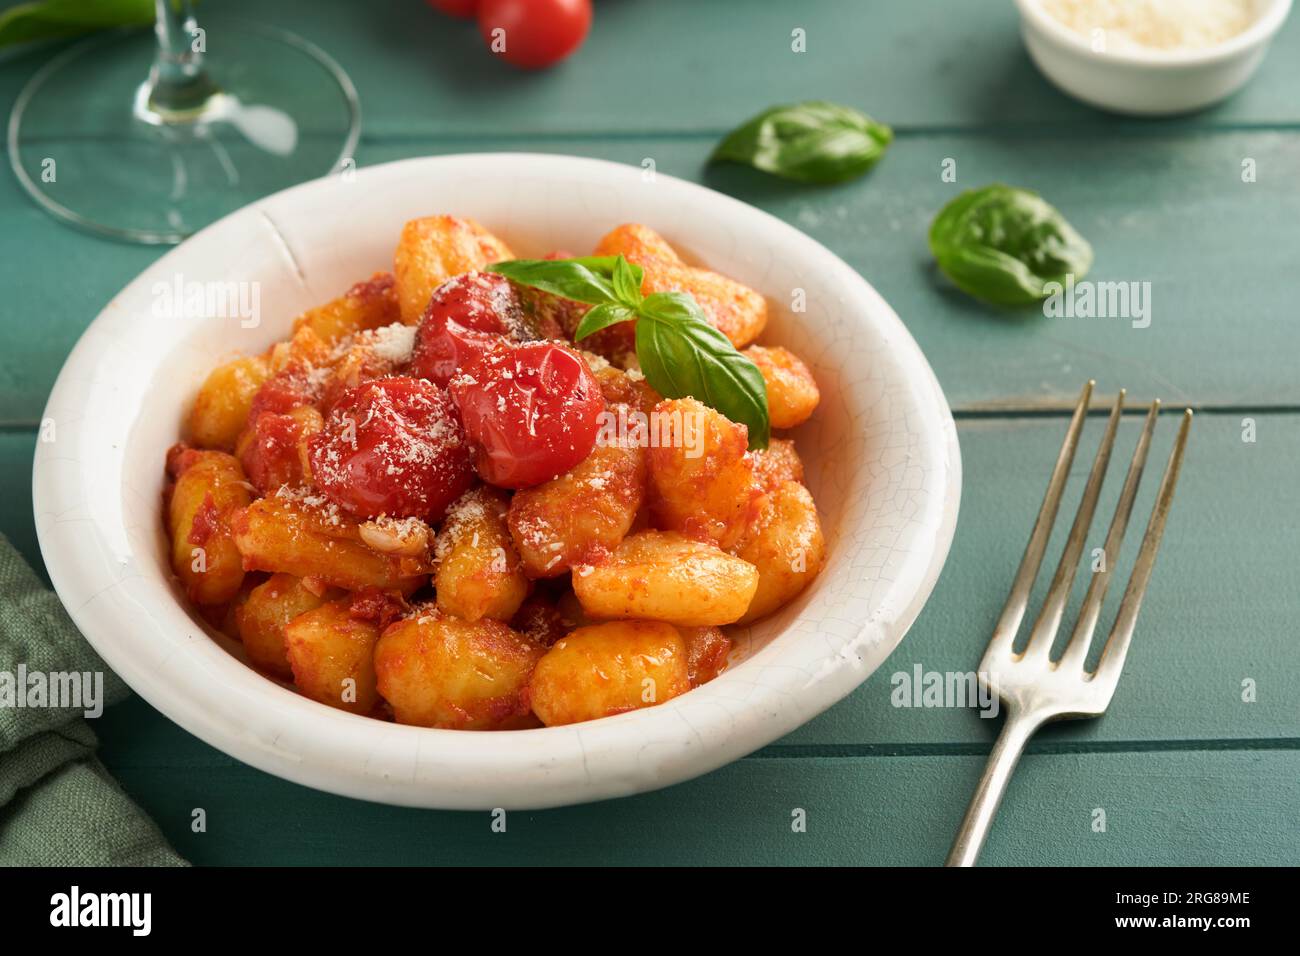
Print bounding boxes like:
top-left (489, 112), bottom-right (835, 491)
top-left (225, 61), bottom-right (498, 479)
top-left (33, 152), bottom-right (962, 809)
top-left (1014, 0), bottom-right (1293, 67)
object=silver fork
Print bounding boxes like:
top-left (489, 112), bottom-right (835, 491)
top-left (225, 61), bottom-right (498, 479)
top-left (946, 381), bottom-right (1192, 867)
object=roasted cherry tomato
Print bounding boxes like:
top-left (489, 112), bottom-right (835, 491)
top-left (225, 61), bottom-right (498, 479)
top-left (308, 377), bottom-right (474, 521)
top-left (411, 271), bottom-right (524, 386)
top-left (426, 0), bottom-right (478, 17)
top-left (450, 341), bottom-right (604, 488)
top-left (477, 0), bottom-right (591, 70)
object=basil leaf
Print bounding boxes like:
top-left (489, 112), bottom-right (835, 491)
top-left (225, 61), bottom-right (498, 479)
top-left (929, 184), bottom-right (1093, 307)
top-left (710, 100), bottom-right (893, 184)
top-left (635, 292), bottom-right (770, 450)
top-left (0, 0), bottom-right (153, 48)
top-left (574, 302), bottom-right (637, 341)
top-left (611, 255), bottom-right (643, 308)
top-left (636, 290), bottom-right (707, 327)
top-left (488, 256), bottom-right (640, 306)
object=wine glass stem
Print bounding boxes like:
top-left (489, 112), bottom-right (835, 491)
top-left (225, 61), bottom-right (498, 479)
top-left (146, 0), bottom-right (217, 117)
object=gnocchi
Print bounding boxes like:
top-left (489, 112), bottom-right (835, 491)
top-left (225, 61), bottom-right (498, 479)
top-left (508, 437), bottom-right (646, 577)
top-left (394, 215), bottom-right (514, 324)
top-left (734, 480), bottom-right (826, 624)
top-left (292, 272), bottom-right (400, 344)
top-left (647, 397), bottom-right (756, 550)
top-left (572, 530), bottom-right (759, 627)
top-left (167, 216), bottom-right (826, 729)
top-left (166, 446), bottom-right (252, 605)
top-left (750, 438), bottom-right (805, 494)
top-left (284, 598), bottom-right (384, 715)
top-left (528, 621), bottom-right (690, 726)
top-left (374, 609), bottom-right (543, 729)
top-left (235, 573), bottom-right (335, 678)
top-left (743, 345), bottom-right (821, 429)
top-left (435, 487), bottom-right (528, 621)
top-left (231, 493), bottom-right (431, 593)
top-left (185, 356), bottom-right (269, 452)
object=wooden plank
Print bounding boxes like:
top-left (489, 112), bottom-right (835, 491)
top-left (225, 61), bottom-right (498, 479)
top-left (5, 411), bottom-right (1297, 748)
top-left (0, 186), bottom-right (159, 427)
top-left (665, 128), bottom-right (1300, 411)
top-left (5, 128), bottom-right (1298, 423)
top-left (92, 707), bottom-right (1299, 865)
top-left (6, 0), bottom-right (1291, 138)
top-left (338, 0), bottom-right (1300, 135)
top-left (785, 411), bottom-right (1300, 747)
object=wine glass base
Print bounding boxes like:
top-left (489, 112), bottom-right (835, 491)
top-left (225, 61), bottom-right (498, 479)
top-left (8, 19), bottom-right (360, 245)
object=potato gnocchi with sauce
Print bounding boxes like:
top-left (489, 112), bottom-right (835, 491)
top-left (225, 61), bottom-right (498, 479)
top-left (165, 216), bottom-right (825, 728)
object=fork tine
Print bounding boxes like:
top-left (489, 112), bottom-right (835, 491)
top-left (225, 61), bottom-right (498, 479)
top-left (1059, 400), bottom-right (1160, 671)
top-left (1093, 409), bottom-right (1193, 684)
top-left (1021, 389), bottom-right (1125, 661)
top-left (986, 381), bottom-right (1094, 658)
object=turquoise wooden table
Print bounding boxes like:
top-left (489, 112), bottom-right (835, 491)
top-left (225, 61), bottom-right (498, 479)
top-left (2, 0), bottom-right (1297, 865)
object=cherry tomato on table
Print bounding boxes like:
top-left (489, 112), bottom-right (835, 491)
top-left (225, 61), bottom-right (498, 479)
top-left (308, 377), bottom-right (474, 521)
top-left (451, 340), bottom-right (604, 489)
top-left (477, 0), bottom-right (592, 70)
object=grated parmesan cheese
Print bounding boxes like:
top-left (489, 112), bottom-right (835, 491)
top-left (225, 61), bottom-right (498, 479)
top-left (366, 322), bottom-right (417, 364)
top-left (1039, 0), bottom-right (1258, 51)
top-left (360, 513), bottom-right (431, 556)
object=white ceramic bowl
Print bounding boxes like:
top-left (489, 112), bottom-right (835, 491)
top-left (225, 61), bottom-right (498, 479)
top-left (1015, 0), bottom-right (1293, 115)
top-left (34, 154), bottom-right (960, 809)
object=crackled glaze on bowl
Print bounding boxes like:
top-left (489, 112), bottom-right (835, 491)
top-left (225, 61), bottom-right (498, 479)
top-left (33, 154), bottom-right (960, 809)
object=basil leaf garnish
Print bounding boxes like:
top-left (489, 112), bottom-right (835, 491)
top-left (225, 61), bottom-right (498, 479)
top-left (611, 255), bottom-right (643, 307)
top-left (710, 100), bottom-right (893, 184)
top-left (574, 302), bottom-right (638, 340)
top-left (489, 256), bottom-right (642, 306)
top-left (492, 255), bottom-right (771, 449)
top-left (634, 293), bottom-right (770, 449)
top-left (929, 184), bottom-right (1094, 306)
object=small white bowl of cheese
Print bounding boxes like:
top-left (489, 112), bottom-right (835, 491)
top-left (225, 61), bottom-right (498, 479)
top-left (1015, 0), bottom-right (1293, 114)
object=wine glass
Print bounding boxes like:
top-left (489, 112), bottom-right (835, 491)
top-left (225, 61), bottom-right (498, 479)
top-left (7, 1), bottom-right (360, 245)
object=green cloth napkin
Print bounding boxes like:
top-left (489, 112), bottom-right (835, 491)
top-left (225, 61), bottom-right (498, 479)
top-left (0, 531), bottom-right (186, 866)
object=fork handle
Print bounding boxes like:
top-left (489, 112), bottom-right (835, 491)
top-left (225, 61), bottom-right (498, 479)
top-left (946, 711), bottom-right (1043, 867)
